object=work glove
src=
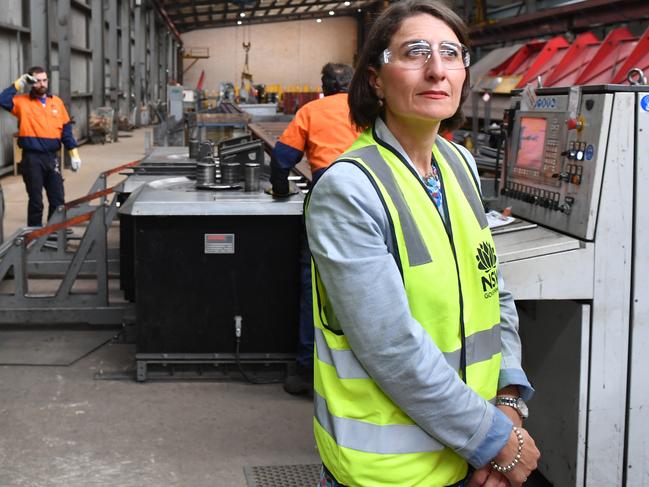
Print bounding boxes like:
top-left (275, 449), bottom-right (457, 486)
top-left (14, 73), bottom-right (37, 91)
top-left (69, 148), bottom-right (82, 172)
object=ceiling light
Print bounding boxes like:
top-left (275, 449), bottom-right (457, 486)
top-left (357, 8), bottom-right (361, 12)
top-left (316, 18), bottom-right (322, 23)
top-left (240, 12), bottom-right (246, 17)
top-left (328, 10), bottom-right (334, 15)
top-left (344, 1), bottom-right (350, 5)
top-left (237, 20), bottom-right (242, 25)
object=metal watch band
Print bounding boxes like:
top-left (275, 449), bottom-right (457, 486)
top-left (496, 396), bottom-right (518, 408)
top-left (495, 395), bottom-right (528, 419)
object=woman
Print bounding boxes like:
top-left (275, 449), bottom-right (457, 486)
top-left (305, 1), bottom-right (540, 486)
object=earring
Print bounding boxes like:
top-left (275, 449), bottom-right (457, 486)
top-left (378, 98), bottom-right (384, 107)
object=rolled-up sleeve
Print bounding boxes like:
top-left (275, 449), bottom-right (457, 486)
top-left (306, 163), bottom-right (513, 468)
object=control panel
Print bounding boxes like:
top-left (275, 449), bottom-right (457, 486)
top-left (499, 87), bottom-right (613, 240)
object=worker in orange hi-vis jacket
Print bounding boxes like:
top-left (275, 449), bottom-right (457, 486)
top-left (0, 66), bottom-right (81, 227)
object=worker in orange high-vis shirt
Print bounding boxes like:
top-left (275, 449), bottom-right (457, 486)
top-left (0, 66), bottom-right (82, 227)
top-left (269, 63), bottom-right (361, 396)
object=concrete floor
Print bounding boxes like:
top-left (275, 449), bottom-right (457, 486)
top-left (0, 129), bottom-right (319, 487)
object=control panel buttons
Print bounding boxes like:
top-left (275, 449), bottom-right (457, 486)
top-left (566, 116), bottom-right (585, 131)
top-left (503, 182), bottom-right (563, 211)
top-left (566, 118), bottom-right (580, 130)
top-left (552, 171), bottom-right (570, 182)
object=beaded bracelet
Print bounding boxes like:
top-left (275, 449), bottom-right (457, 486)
top-left (490, 426), bottom-right (524, 473)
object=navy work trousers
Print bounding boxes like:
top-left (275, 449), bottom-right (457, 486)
top-left (297, 230), bottom-right (314, 367)
top-left (21, 150), bottom-right (65, 227)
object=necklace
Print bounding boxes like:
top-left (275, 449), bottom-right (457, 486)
top-left (423, 162), bottom-right (443, 211)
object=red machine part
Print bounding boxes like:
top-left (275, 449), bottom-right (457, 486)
top-left (488, 40), bottom-right (547, 77)
top-left (516, 36), bottom-right (571, 88)
top-left (575, 27), bottom-right (637, 85)
top-left (544, 32), bottom-right (601, 87)
top-left (612, 25), bottom-right (649, 84)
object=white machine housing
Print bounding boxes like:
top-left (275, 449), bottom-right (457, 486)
top-left (494, 85), bottom-right (649, 487)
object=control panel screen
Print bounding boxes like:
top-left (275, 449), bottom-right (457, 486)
top-left (515, 117), bottom-right (547, 171)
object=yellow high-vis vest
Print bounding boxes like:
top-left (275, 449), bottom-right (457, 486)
top-left (308, 128), bottom-right (502, 487)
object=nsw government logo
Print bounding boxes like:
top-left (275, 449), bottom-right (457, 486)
top-left (476, 241), bottom-right (498, 299)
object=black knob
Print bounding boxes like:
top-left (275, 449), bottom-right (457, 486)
top-left (559, 203), bottom-right (572, 215)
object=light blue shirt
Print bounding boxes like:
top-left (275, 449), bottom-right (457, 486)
top-left (305, 118), bottom-right (533, 468)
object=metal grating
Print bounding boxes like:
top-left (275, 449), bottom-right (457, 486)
top-left (243, 463), bottom-right (321, 487)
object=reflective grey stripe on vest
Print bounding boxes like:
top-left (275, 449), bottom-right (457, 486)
top-left (435, 138), bottom-right (488, 229)
top-left (316, 324), bottom-right (501, 380)
top-left (442, 324), bottom-right (502, 372)
top-left (315, 327), bottom-right (369, 379)
top-left (315, 390), bottom-right (445, 454)
top-left (345, 146), bottom-right (432, 267)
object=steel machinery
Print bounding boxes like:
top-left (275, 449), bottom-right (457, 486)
top-left (493, 85), bottom-right (649, 486)
top-left (118, 135), bottom-right (303, 381)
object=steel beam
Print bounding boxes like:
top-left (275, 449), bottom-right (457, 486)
top-left (0, 21), bottom-right (30, 33)
top-left (160, 32), bottom-right (168, 96)
top-left (470, 0), bottom-right (649, 47)
top-left (134, 2), bottom-right (144, 124)
top-left (91, 0), bottom-right (104, 108)
top-left (524, 0), bottom-right (537, 14)
top-left (107, 0), bottom-right (119, 141)
top-left (149, 9), bottom-right (159, 103)
top-left (57, 0), bottom-right (72, 111)
top-left (29, 0), bottom-right (49, 71)
top-left (175, 40), bottom-right (183, 84)
top-left (120, 0), bottom-right (131, 118)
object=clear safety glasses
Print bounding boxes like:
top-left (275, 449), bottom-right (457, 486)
top-left (381, 40), bottom-right (470, 70)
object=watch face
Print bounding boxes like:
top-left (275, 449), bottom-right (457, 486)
top-left (517, 398), bottom-right (529, 418)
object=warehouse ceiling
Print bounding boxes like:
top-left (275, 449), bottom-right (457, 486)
top-left (158, 0), bottom-right (380, 32)
top-left (158, 0), bottom-right (648, 43)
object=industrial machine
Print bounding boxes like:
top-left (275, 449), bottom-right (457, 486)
top-left (118, 134), bottom-right (303, 381)
top-left (493, 85), bottom-right (649, 486)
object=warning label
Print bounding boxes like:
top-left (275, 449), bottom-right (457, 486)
top-left (204, 234), bottom-right (235, 254)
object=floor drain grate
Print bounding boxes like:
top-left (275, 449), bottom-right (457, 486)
top-left (243, 463), bottom-right (320, 487)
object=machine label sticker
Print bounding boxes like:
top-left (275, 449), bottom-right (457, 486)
top-left (205, 234), bottom-right (235, 254)
top-left (641, 95), bottom-right (649, 112)
top-left (534, 97), bottom-right (557, 110)
top-left (585, 145), bottom-right (595, 161)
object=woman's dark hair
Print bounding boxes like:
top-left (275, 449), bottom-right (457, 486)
top-left (349, 0), bottom-right (471, 132)
top-left (321, 63), bottom-right (354, 96)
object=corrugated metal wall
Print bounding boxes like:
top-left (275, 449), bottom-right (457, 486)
top-left (0, 0), bottom-right (181, 174)
top-left (0, 0), bottom-right (29, 172)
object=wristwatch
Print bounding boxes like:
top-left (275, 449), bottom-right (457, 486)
top-left (495, 396), bottom-right (529, 419)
